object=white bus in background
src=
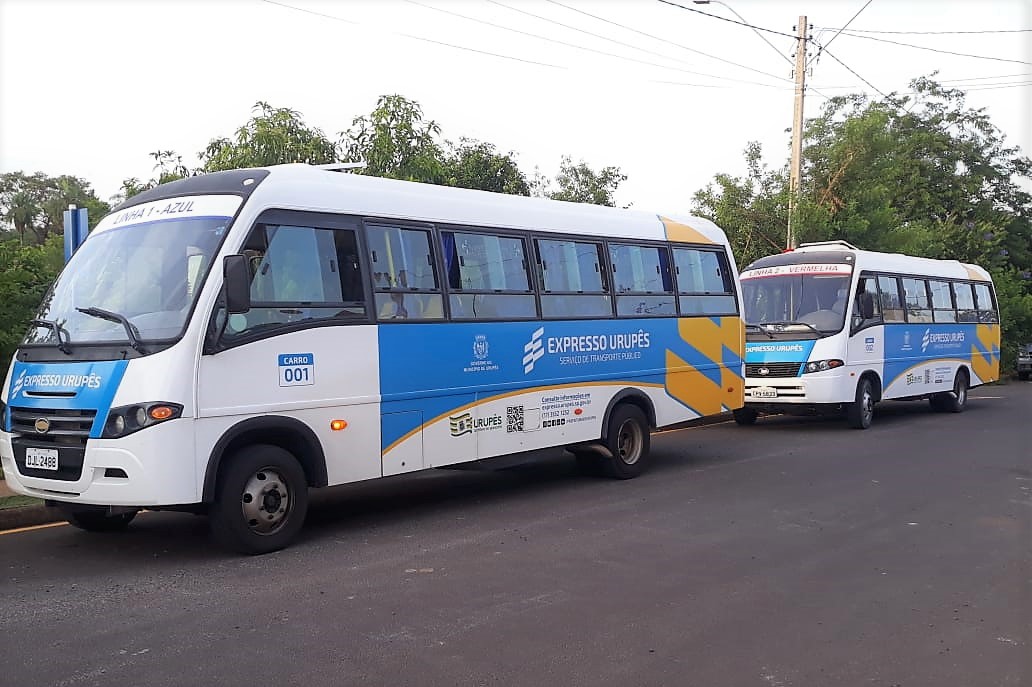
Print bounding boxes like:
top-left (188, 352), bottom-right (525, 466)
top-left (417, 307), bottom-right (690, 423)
top-left (1, 164), bottom-right (745, 553)
top-left (737, 241), bottom-right (1000, 429)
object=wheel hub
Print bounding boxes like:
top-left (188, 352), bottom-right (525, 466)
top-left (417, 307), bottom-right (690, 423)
top-left (241, 469), bottom-right (291, 535)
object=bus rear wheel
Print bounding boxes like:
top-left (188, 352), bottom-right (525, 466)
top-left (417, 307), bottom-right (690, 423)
top-left (602, 404), bottom-right (651, 479)
top-left (210, 444), bottom-right (309, 555)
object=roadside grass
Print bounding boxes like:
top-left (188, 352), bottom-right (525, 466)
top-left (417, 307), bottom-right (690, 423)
top-left (0, 494), bottom-right (41, 510)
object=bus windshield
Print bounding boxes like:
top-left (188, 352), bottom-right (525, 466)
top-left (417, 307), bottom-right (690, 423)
top-left (25, 216), bottom-right (229, 348)
top-left (741, 270), bottom-right (852, 335)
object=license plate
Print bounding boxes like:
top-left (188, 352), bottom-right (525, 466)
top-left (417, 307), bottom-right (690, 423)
top-left (25, 447), bottom-right (59, 470)
top-left (751, 387), bottom-right (778, 399)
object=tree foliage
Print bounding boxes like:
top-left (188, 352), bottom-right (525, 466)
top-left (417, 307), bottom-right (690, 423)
top-left (342, 95), bottom-right (445, 183)
top-left (537, 155), bottom-right (627, 207)
top-left (201, 101), bottom-right (338, 173)
top-left (0, 236), bottom-right (63, 365)
top-left (442, 138), bottom-right (529, 196)
top-left (0, 172), bottom-right (109, 243)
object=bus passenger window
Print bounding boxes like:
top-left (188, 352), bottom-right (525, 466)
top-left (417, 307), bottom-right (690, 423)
top-left (902, 277), bottom-right (932, 323)
top-left (973, 282), bottom-right (998, 323)
top-left (610, 243), bottom-right (676, 317)
top-left (954, 283), bottom-right (977, 322)
top-left (877, 276), bottom-right (905, 322)
top-left (672, 248), bottom-right (737, 316)
top-left (440, 230), bottom-right (536, 320)
top-left (928, 280), bottom-right (956, 322)
top-left (536, 238), bottom-right (612, 318)
top-left (366, 224), bottom-right (443, 321)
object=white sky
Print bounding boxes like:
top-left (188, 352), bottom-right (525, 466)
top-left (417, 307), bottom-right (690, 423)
top-left (1, 0), bottom-right (1029, 214)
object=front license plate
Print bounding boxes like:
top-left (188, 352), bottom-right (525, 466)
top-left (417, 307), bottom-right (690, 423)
top-left (751, 387), bottom-right (778, 399)
top-left (25, 447), bottom-right (59, 470)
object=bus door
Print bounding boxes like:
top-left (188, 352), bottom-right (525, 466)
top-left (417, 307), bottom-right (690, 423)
top-left (196, 215), bottom-right (382, 486)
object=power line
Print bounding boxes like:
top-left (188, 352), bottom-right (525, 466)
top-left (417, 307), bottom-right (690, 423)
top-left (260, 0), bottom-right (564, 69)
top-left (401, 0), bottom-right (747, 79)
top-left (814, 27), bottom-right (1032, 35)
top-left (540, 0), bottom-right (793, 83)
top-left (830, 30), bottom-right (1032, 65)
top-left (814, 0), bottom-right (874, 58)
top-left (652, 0), bottom-right (799, 40)
top-left (820, 47), bottom-right (889, 99)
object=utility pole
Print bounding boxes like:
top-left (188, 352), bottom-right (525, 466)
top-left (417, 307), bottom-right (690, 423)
top-left (787, 15), bottom-right (808, 250)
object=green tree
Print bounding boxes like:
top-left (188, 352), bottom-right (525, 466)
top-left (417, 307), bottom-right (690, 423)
top-left (342, 95), bottom-right (445, 183)
top-left (0, 172), bottom-right (109, 243)
top-left (692, 141), bottom-right (789, 268)
top-left (537, 156), bottom-right (627, 206)
top-left (442, 138), bottom-right (529, 195)
top-left (201, 101), bottom-right (339, 172)
top-left (0, 235), bottom-right (63, 365)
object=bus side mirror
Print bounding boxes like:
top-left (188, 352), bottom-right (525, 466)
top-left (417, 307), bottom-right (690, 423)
top-left (859, 292), bottom-right (875, 320)
top-left (223, 254), bottom-right (251, 314)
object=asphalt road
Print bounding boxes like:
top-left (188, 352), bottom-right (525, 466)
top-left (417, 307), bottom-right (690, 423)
top-left (2, 384), bottom-right (1030, 687)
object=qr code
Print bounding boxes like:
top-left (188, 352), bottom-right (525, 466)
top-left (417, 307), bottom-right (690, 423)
top-left (507, 405), bottom-right (524, 433)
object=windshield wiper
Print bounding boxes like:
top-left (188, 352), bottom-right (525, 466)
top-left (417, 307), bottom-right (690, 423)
top-left (745, 323), bottom-right (775, 339)
top-left (31, 319), bottom-right (72, 355)
top-left (75, 307), bottom-right (148, 354)
top-left (763, 321), bottom-right (823, 337)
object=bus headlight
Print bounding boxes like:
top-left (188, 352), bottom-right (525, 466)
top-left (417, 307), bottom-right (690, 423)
top-left (803, 359), bottom-right (844, 374)
top-left (103, 403), bottom-right (183, 438)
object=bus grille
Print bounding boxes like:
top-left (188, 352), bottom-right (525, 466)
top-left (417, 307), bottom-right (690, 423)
top-left (745, 362), bottom-right (801, 378)
top-left (9, 406), bottom-right (95, 447)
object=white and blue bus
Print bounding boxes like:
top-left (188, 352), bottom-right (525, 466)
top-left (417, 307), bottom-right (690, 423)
top-left (1, 165), bottom-right (745, 552)
top-left (736, 240), bottom-right (1001, 429)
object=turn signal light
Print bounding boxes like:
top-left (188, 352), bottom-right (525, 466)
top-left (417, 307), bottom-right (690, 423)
top-left (330, 420), bottom-right (348, 431)
top-left (150, 405), bottom-right (176, 421)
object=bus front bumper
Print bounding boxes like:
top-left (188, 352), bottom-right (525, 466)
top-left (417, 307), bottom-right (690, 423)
top-left (743, 371), bottom-right (851, 407)
top-left (0, 420), bottom-right (199, 507)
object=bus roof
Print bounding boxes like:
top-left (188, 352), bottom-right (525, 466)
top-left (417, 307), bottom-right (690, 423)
top-left (110, 164), bottom-right (732, 248)
top-left (746, 241), bottom-right (992, 283)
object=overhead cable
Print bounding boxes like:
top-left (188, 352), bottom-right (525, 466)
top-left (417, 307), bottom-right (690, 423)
top-left (539, 0), bottom-right (793, 83)
top-left (829, 30), bottom-right (1032, 65)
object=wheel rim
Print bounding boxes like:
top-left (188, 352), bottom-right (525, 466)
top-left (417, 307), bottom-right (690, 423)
top-left (616, 419), bottom-right (644, 465)
top-left (861, 386), bottom-right (873, 424)
top-left (955, 376), bottom-right (967, 405)
top-left (240, 467), bottom-right (292, 535)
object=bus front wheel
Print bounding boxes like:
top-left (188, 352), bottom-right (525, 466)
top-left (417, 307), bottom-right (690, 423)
top-left (602, 404), bottom-right (651, 479)
top-left (210, 444), bottom-right (309, 555)
top-left (846, 378), bottom-right (875, 429)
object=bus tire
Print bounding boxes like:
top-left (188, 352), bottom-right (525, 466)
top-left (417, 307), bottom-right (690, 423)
top-left (209, 444), bottom-right (309, 555)
top-left (732, 408), bottom-right (759, 426)
top-left (602, 404), bottom-right (650, 479)
top-left (1019, 371), bottom-right (1030, 381)
top-left (945, 369), bottom-right (969, 413)
top-left (846, 377), bottom-right (875, 430)
top-left (62, 505), bottom-right (136, 532)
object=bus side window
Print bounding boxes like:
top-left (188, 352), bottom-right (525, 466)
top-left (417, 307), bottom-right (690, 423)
top-left (672, 248), bottom-right (738, 316)
top-left (902, 277), bottom-right (932, 323)
top-left (222, 223), bottom-right (369, 341)
top-left (972, 282), bottom-right (998, 323)
top-left (853, 276), bottom-right (882, 328)
top-left (954, 282), bottom-right (977, 322)
top-left (929, 280), bottom-right (956, 322)
top-left (877, 276), bottom-right (905, 322)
